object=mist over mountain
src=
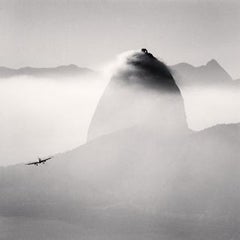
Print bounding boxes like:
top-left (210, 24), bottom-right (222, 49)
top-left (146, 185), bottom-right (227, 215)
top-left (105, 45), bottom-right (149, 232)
top-left (1, 50), bottom-right (239, 240)
top-left (1, 55), bottom-right (238, 135)
top-left (0, 64), bottom-right (95, 78)
top-left (171, 60), bottom-right (240, 130)
top-left (88, 50), bottom-right (189, 141)
top-left (0, 69), bottom-right (107, 166)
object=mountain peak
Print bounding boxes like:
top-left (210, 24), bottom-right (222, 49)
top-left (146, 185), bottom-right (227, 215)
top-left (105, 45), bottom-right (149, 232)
top-left (204, 58), bottom-right (233, 82)
top-left (112, 49), bottom-right (179, 92)
top-left (87, 49), bottom-right (188, 141)
top-left (172, 58), bottom-right (233, 86)
top-left (206, 59), bottom-right (221, 68)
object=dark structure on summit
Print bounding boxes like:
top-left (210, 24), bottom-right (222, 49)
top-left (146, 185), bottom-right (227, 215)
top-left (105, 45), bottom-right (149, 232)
top-left (141, 48), bottom-right (154, 58)
top-left (141, 48), bottom-right (148, 54)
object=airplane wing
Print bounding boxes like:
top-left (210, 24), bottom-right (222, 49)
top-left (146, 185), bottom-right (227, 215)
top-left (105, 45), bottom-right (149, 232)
top-left (26, 161), bottom-right (38, 165)
top-left (41, 157), bottom-right (53, 162)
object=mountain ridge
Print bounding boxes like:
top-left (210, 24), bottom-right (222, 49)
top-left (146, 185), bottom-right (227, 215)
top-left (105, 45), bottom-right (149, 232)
top-left (171, 59), bottom-right (235, 87)
top-left (0, 58), bottom-right (239, 81)
top-left (0, 64), bottom-right (95, 78)
top-left (0, 121), bottom-right (239, 239)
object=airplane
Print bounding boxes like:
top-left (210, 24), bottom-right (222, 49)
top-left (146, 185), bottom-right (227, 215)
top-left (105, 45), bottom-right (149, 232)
top-left (26, 156), bottom-right (53, 166)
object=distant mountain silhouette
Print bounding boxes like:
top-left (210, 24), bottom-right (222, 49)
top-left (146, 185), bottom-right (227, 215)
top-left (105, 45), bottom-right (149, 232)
top-left (0, 64), bottom-right (95, 78)
top-left (171, 59), bottom-right (239, 88)
top-left (171, 59), bottom-right (240, 130)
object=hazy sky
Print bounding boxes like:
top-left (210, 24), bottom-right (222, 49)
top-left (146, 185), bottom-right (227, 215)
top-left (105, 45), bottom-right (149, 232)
top-left (0, 0), bottom-right (239, 78)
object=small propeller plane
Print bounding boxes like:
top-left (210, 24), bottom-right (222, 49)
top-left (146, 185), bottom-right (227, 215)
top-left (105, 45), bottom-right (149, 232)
top-left (26, 156), bottom-right (53, 166)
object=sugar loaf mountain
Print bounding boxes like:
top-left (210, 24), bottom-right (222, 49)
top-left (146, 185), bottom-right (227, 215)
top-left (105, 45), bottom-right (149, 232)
top-left (0, 50), bottom-right (239, 240)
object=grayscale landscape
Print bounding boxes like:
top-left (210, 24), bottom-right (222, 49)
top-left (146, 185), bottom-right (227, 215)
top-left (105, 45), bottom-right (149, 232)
top-left (0, 1), bottom-right (239, 240)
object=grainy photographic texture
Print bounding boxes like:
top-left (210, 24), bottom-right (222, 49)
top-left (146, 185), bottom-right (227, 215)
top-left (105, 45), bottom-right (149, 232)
top-left (0, 1), bottom-right (239, 240)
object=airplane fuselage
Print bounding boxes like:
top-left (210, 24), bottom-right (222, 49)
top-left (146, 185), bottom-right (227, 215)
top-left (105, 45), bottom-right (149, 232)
top-left (26, 157), bottom-right (52, 166)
